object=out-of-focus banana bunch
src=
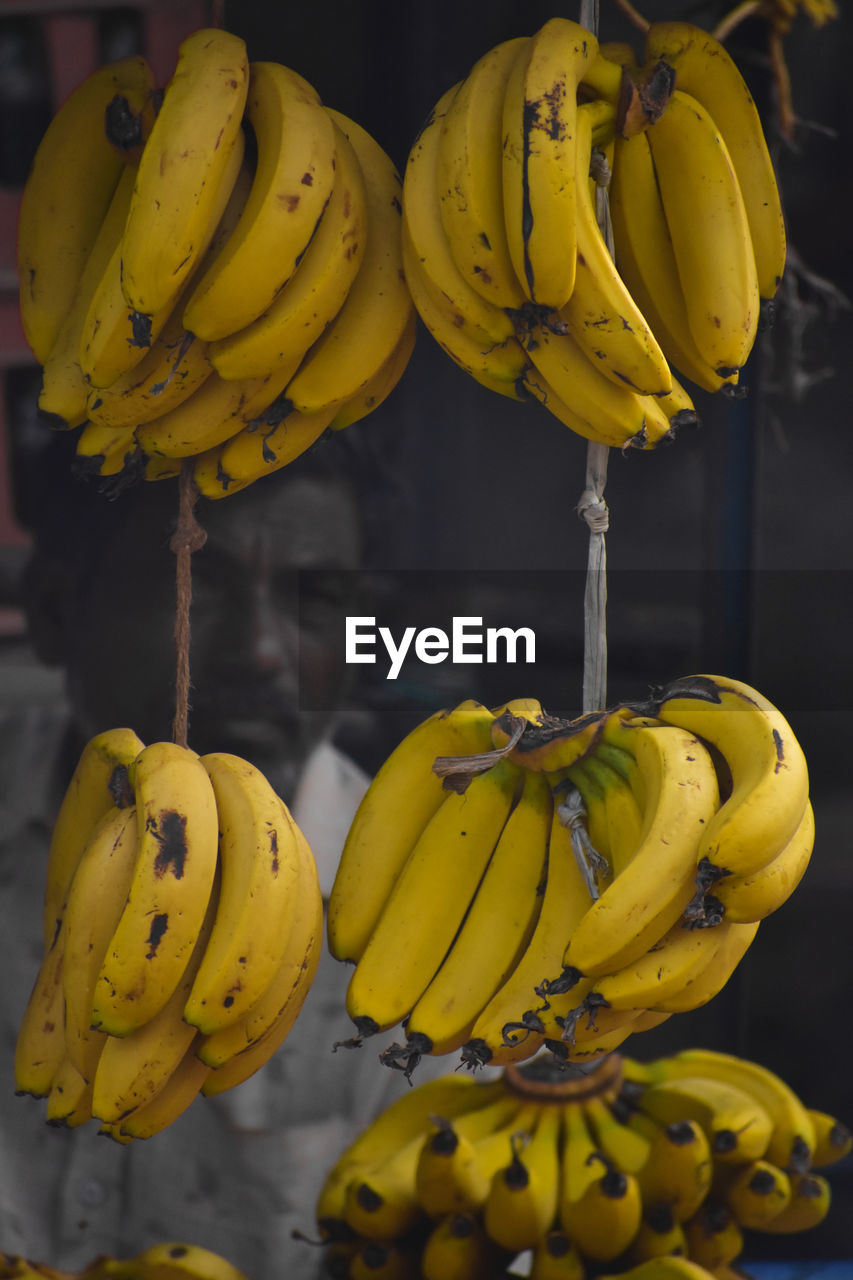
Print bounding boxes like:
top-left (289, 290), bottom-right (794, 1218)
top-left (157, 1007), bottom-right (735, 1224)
top-left (19, 28), bottom-right (415, 498)
top-left (14, 730), bottom-right (322, 1139)
top-left (401, 17), bottom-right (786, 450)
top-left (313, 1049), bottom-right (849, 1279)
top-left (327, 674), bottom-right (812, 1075)
top-left (1, 1242), bottom-right (249, 1280)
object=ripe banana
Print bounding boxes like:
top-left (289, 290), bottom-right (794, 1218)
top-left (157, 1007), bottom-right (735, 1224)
top-left (327, 700), bottom-right (497, 964)
top-left (343, 1129), bottom-right (425, 1239)
top-left (283, 109), bottom-right (414, 415)
top-left (530, 1230), bottom-right (585, 1280)
top-left (645, 89), bottom-right (759, 377)
top-left (717, 1157), bottom-right (792, 1228)
top-left (120, 27), bottom-right (249, 317)
top-left (650, 919), bottom-right (759, 1014)
top-left (45, 1054), bottom-right (95, 1129)
top-left (589, 917), bottom-right (742, 1014)
top-left (581, 1092), bottom-right (654, 1174)
top-left (644, 20), bottom-right (786, 300)
top-left (114, 1037), bottom-right (211, 1140)
top-left (632, 1074), bottom-right (774, 1164)
top-left (501, 18), bottom-right (597, 308)
top-left (682, 1201), bottom-right (744, 1268)
top-left (191, 401), bottom-right (337, 499)
top-left (17, 55), bottom-right (156, 363)
top-left (183, 61), bottom-right (335, 340)
top-left (483, 1102), bottom-right (562, 1252)
top-left (345, 757), bottom-right (521, 1036)
top-left (402, 767), bottom-right (552, 1058)
top-left (92, 742), bottom-right (220, 1036)
top-left (561, 1160), bottom-right (644, 1262)
top-left (103, 1242), bottom-right (251, 1280)
top-left (328, 307), bottom-right (417, 431)
top-left (627, 1204), bottom-right (688, 1262)
top-left (807, 1108), bottom-right (852, 1168)
top-left (712, 798), bottom-right (815, 923)
top-left (756, 1172), bottom-right (831, 1233)
top-left (649, 674), bottom-right (810, 879)
top-left (421, 1211), bottom-right (506, 1280)
top-left (610, 1106), bottom-right (713, 1223)
top-left (14, 922), bottom-right (67, 1098)
top-left (563, 715), bottom-right (720, 978)
top-left (413, 1092), bottom-right (525, 1216)
top-left (600, 1260), bottom-right (717, 1280)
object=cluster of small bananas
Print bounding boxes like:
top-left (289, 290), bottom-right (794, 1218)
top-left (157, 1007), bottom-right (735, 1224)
top-left (314, 1049), bottom-right (849, 1279)
top-left (1, 1243), bottom-right (249, 1280)
top-left (19, 27), bottom-right (415, 498)
top-left (402, 17), bottom-right (785, 449)
top-left (327, 674), bottom-right (812, 1076)
top-left (14, 729), bottom-right (322, 1139)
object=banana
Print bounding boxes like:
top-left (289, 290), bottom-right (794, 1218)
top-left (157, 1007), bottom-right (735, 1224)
top-left (501, 18), bottom-right (597, 308)
top-left (17, 55), bottom-right (156, 363)
top-left (460, 795), bottom-right (597, 1070)
top-left (649, 921), bottom-right (759, 1014)
top-left (648, 675), bottom-right (811, 880)
top-left (556, 98), bottom-right (672, 395)
top-left (347, 1241), bottom-right (413, 1280)
top-left (490, 704), bottom-right (604, 773)
top-left (282, 109), bottom-right (414, 415)
top-left (530, 1230), bottom-right (585, 1280)
top-left (617, 1107), bottom-right (713, 1222)
top-left (755, 1172), bottom-right (831, 1233)
top-left (328, 308), bottom-right (416, 431)
top-left (314, 1075), bottom-right (506, 1241)
top-left (208, 120), bottom-right (367, 380)
top-left (343, 1128), bottom-right (425, 1239)
top-left (435, 38), bottom-right (529, 308)
top-left (682, 1202), bottom-right (744, 1268)
top-left (37, 164), bottom-right (138, 429)
top-left (561, 1160), bottom-right (644, 1263)
top-left (581, 1092), bottom-right (654, 1173)
top-left (401, 767), bottom-right (552, 1059)
top-left (608, 129), bottom-right (736, 394)
top-left (421, 1212), bottom-right (507, 1280)
top-left (641, 1047), bottom-right (817, 1173)
top-left (711, 799), bottom-right (815, 924)
top-left (654, 373), bottom-right (699, 430)
top-left (483, 1102), bottom-right (562, 1252)
top-left (45, 1054), bottom-right (95, 1128)
top-left (40, 726), bottom-right (143, 949)
top-left (61, 805), bottom-right (139, 1080)
top-left (196, 812), bottom-right (322, 1074)
top-left (644, 21), bottom-right (786, 301)
top-left (81, 125), bottom-right (246, 390)
top-left (414, 1093), bottom-right (525, 1216)
top-left (644, 89), bottom-right (759, 377)
top-left (115, 1038), bottom-right (211, 1140)
top-left (599, 1261), bottom-right (717, 1280)
top-left (575, 748), bottom-right (642, 880)
top-left (717, 1158), bottom-right (792, 1228)
top-left (182, 61), bottom-right (335, 341)
top-left (557, 1071), bottom-right (606, 1219)
top-left (402, 223), bottom-right (530, 398)
top-left (191, 402), bottom-right (337, 499)
top-left (627, 1205), bottom-right (689, 1262)
top-left (90, 871), bottom-right (219, 1123)
top-left (104, 1242), bottom-right (250, 1280)
top-left (327, 700), bottom-right (497, 964)
top-left (807, 1109), bottom-right (852, 1167)
top-left (632, 1074), bottom-right (774, 1164)
top-left (14, 923), bottom-right (67, 1098)
top-left (120, 28), bottom-right (249, 318)
top-left (403, 85), bottom-right (516, 348)
top-left (182, 754), bottom-right (307, 1033)
top-left (92, 742), bottom-right (220, 1036)
top-left (563, 715), bottom-right (720, 978)
top-left (345, 757), bottom-right (522, 1036)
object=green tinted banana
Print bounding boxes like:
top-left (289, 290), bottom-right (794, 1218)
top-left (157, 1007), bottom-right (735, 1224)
top-left (581, 1092), bottom-right (654, 1174)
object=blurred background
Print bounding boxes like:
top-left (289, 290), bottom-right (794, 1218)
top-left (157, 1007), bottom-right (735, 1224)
top-left (0, 0), bottom-right (850, 1263)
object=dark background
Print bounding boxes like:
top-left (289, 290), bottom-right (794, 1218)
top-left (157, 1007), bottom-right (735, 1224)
top-left (0, 0), bottom-right (851, 1264)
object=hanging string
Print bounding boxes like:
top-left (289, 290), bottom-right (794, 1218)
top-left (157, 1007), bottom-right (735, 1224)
top-left (170, 462), bottom-right (207, 748)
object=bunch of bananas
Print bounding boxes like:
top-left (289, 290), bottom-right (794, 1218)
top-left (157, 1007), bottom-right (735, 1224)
top-left (327, 674), bottom-right (812, 1075)
top-left (313, 1049), bottom-right (849, 1279)
top-left (0, 1242), bottom-right (249, 1280)
top-left (401, 17), bottom-right (785, 448)
top-left (19, 27), bottom-right (415, 497)
top-left (14, 729), bottom-right (322, 1139)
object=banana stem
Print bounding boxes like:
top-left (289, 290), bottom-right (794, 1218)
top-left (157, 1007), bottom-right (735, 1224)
top-left (606, 0), bottom-right (650, 32)
top-left (170, 463), bottom-right (207, 748)
top-left (712, 0), bottom-right (763, 42)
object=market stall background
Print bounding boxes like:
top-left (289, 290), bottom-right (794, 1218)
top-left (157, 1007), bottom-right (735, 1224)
top-left (0, 0), bottom-right (850, 1264)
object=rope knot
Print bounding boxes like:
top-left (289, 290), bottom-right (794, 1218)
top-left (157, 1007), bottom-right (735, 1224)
top-left (577, 489), bottom-right (610, 535)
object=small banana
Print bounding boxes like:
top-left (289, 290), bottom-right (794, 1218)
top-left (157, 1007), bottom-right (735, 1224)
top-left (618, 1106), bottom-right (713, 1222)
top-left (413, 1093), bottom-right (524, 1217)
top-left (626, 1204), bottom-right (688, 1262)
top-left (343, 1128), bottom-right (425, 1240)
top-left (561, 1159), bottom-right (644, 1263)
top-left (717, 1158), bottom-right (792, 1228)
top-left (807, 1108), bottom-right (852, 1168)
top-left (755, 1172), bottom-right (831, 1233)
top-left (191, 403), bottom-right (337, 499)
top-left (630, 1073), bottom-right (774, 1164)
top-left (530, 1229), bottom-right (585, 1280)
top-left (421, 1211), bottom-right (507, 1280)
top-left (483, 1103), bottom-right (562, 1252)
top-left (682, 1201), bottom-right (745, 1269)
top-left (103, 1242), bottom-right (250, 1280)
top-left (114, 1038), bottom-right (211, 1140)
top-left (45, 1054), bottom-right (95, 1129)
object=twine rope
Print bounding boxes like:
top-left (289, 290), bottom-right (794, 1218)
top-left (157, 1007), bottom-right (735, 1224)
top-left (169, 462), bottom-right (207, 749)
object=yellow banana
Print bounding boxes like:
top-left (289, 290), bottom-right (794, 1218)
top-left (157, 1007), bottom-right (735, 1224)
top-left (421, 1211), bottom-right (507, 1280)
top-left (649, 920), bottom-right (759, 1014)
top-left (403, 84), bottom-right (516, 347)
top-left (561, 1159), bottom-right (644, 1263)
top-left (413, 1093), bottom-right (525, 1217)
top-left (627, 1205), bottom-right (689, 1262)
top-left (588, 917), bottom-right (743, 1014)
top-left (103, 1242), bottom-right (250, 1280)
top-left (436, 38), bottom-right (529, 308)
top-left (483, 1102), bottom-right (562, 1252)
top-left (183, 754), bottom-right (307, 1033)
top-left (115, 1038), bottom-right (211, 1140)
top-left (208, 120), bottom-right (367, 380)
top-left (343, 1128), bottom-right (425, 1239)
top-left (120, 27), bottom-right (249, 317)
top-left (755, 1172), bottom-right (831, 1233)
top-left (489, 703), bottom-right (604, 773)
top-left (345, 757), bottom-right (522, 1036)
top-left (682, 1201), bottom-right (744, 1268)
top-left (45, 1054), bottom-right (95, 1129)
top-left (62, 805), bottom-right (139, 1080)
top-left (40, 726), bottom-right (143, 948)
top-left (564, 715), bottom-right (720, 978)
top-left (649, 674), bottom-right (810, 879)
top-left (807, 1108), bottom-right (852, 1167)
top-left (711, 799), bottom-right (814, 924)
top-left (401, 767), bottom-right (552, 1059)
top-left (556, 98), bottom-right (671, 395)
top-left (92, 742), bottom-right (220, 1036)
top-left (17, 55), bottom-right (155, 363)
top-left (599, 1260), bottom-right (716, 1280)
top-left (609, 129), bottom-right (736, 395)
top-left (644, 21), bottom-right (786, 301)
top-left (328, 307), bottom-right (417, 431)
top-left (183, 61), bottom-right (335, 340)
top-left (717, 1158), bottom-right (792, 1228)
top-left (14, 922), bottom-right (67, 1098)
top-left (617, 1105), bottom-right (713, 1222)
top-left (283, 109), bottom-right (414, 414)
top-left (575, 748), bottom-right (643, 880)
top-left (191, 402), bottom-right (337, 499)
top-left (530, 1230), bottom-right (585, 1280)
top-left (501, 18), bottom-right (597, 308)
top-left (199, 815), bottom-right (323, 1084)
top-left (347, 1241), bottom-right (413, 1280)
top-left (327, 700), bottom-right (497, 964)
top-left (645, 89), bottom-right (759, 378)
top-left (581, 1092), bottom-right (654, 1173)
top-left (632, 1074), bottom-right (774, 1164)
